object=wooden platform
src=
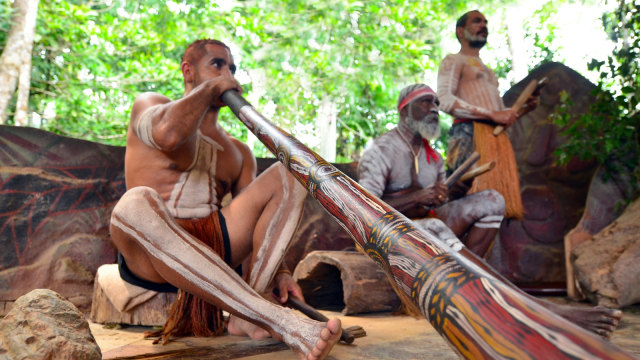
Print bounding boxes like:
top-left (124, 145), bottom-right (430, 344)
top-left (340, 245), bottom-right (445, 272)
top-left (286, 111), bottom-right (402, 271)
top-left (92, 299), bottom-right (640, 359)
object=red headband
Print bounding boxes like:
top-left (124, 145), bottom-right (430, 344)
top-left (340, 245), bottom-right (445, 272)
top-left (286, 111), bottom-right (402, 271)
top-left (397, 86), bottom-right (436, 110)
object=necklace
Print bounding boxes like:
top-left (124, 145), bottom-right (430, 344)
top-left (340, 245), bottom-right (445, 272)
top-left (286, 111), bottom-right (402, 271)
top-left (398, 129), bottom-right (421, 175)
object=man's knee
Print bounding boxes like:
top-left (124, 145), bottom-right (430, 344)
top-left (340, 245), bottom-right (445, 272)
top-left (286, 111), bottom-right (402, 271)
top-left (267, 161), bottom-right (306, 198)
top-left (482, 189), bottom-right (505, 215)
top-left (412, 218), bottom-right (463, 251)
top-left (413, 218), bottom-right (457, 239)
top-left (112, 186), bottom-right (162, 223)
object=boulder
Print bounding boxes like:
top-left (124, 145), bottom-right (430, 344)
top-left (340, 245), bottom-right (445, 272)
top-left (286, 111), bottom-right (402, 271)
top-left (0, 289), bottom-right (101, 359)
top-left (572, 198), bottom-right (640, 308)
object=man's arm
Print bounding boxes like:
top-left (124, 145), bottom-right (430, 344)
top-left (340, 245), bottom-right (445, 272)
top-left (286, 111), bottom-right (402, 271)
top-left (383, 184), bottom-right (448, 212)
top-left (130, 76), bottom-right (242, 152)
top-left (437, 55), bottom-right (516, 126)
top-left (358, 145), bottom-right (447, 213)
top-left (230, 137), bottom-right (257, 196)
top-left (357, 144), bottom-right (391, 199)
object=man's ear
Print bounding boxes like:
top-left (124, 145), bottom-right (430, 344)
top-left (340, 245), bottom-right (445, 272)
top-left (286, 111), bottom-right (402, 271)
top-left (399, 106), bottom-right (408, 118)
top-left (181, 61), bottom-right (194, 84)
top-left (456, 27), bottom-right (464, 42)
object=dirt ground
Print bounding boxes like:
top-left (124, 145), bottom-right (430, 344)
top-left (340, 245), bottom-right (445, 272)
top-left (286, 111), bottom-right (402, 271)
top-left (92, 298), bottom-right (640, 360)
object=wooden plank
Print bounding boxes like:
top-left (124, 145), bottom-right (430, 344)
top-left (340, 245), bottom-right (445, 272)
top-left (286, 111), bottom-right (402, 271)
top-left (102, 338), bottom-right (288, 360)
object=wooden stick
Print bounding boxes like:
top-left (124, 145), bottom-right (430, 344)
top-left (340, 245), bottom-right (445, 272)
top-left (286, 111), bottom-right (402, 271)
top-left (273, 288), bottom-right (365, 344)
top-left (459, 161), bottom-right (496, 183)
top-left (493, 77), bottom-right (544, 136)
top-left (221, 90), bottom-right (635, 360)
top-left (444, 151), bottom-right (480, 187)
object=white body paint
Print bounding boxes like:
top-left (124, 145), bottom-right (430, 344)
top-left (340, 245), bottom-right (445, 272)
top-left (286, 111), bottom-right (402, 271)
top-left (437, 53), bottom-right (505, 119)
top-left (134, 105), bottom-right (162, 150)
top-left (111, 186), bottom-right (322, 355)
top-left (248, 164), bottom-right (307, 292)
top-left (167, 131), bottom-right (223, 219)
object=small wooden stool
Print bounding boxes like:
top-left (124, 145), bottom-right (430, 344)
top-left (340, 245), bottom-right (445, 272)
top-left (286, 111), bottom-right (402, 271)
top-left (90, 264), bottom-right (176, 326)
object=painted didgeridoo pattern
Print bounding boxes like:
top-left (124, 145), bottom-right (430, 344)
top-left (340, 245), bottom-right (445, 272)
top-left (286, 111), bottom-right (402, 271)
top-left (221, 91), bottom-right (636, 360)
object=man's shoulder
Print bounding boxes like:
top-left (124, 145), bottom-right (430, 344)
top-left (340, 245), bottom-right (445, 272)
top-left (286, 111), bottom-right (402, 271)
top-left (220, 132), bottom-right (257, 171)
top-left (227, 134), bottom-right (252, 156)
top-left (363, 129), bottom-right (401, 157)
top-left (130, 92), bottom-right (171, 122)
top-left (441, 53), bottom-right (466, 63)
top-left (133, 92), bottom-right (171, 108)
top-left (374, 128), bottom-right (402, 146)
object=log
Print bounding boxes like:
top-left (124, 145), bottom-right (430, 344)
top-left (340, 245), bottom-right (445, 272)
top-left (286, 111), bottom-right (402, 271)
top-left (293, 250), bottom-right (401, 315)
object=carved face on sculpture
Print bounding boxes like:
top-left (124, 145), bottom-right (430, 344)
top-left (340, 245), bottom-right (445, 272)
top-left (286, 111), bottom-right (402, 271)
top-left (181, 40), bottom-right (237, 90)
top-left (405, 94), bottom-right (441, 141)
top-left (459, 11), bottom-right (488, 48)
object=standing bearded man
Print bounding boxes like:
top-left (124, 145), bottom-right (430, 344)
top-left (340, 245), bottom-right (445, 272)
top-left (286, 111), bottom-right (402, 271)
top-left (110, 38), bottom-right (341, 360)
top-left (437, 9), bottom-right (539, 219)
top-left (358, 84), bottom-right (505, 258)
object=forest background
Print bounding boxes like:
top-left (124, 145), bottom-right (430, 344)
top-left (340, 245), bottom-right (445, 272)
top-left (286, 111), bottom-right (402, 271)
top-left (0, 0), bottom-right (638, 168)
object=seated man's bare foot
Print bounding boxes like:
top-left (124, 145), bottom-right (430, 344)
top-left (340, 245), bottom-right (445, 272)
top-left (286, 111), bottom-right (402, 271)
top-left (550, 302), bottom-right (622, 338)
top-left (304, 318), bottom-right (342, 360)
top-left (227, 315), bottom-right (271, 340)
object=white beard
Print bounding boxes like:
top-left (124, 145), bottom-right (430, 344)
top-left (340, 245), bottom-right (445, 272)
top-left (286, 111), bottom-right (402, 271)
top-left (406, 114), bottom-right (440, 141)
top-left (463, 29), bottom-right (487, 48)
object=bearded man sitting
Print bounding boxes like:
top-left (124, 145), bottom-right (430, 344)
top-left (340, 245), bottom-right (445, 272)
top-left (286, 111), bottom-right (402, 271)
top-left (358, 83), bottom-right (505, 257)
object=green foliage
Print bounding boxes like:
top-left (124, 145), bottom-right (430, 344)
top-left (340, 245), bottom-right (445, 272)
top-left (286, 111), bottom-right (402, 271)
top-left (218, 0), bottom-right (481, 160)
top-left (3, 0), bottom-right (509, 160)
top-left (552, 1), bottom-right (640, 179)
top-left (0, 1), bottom-right (11, 45)
top-left (30, 0), bottom-right (194, 143)
top-left (523, 1), bottom-right (562, 68)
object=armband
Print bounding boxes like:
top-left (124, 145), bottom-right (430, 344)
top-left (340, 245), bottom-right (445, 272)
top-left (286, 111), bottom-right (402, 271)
top-left (275, 269), bottom-right (292, 276)
top-left (135, 106), bottom-right (162, 150)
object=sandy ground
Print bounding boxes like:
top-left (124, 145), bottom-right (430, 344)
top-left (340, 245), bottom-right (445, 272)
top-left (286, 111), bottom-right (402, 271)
top-left (91, 299), bottom-right (640, 360)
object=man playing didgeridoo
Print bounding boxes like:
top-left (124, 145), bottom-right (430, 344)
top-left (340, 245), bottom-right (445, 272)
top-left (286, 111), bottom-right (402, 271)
top-left (436, 10), bottom-right (623, 337)
top-left (110, 39), bottom-right (341, 359)
top-left (358, 84), bottom-right (505, 258)
top-left (437, 10), bottom-right (539, 220)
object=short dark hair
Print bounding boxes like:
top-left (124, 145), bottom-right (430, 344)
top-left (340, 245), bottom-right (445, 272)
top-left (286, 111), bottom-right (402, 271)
top-left (455, 10), bottom-right (479, 41)
top-left (181, 39), bottom-right (230, 64)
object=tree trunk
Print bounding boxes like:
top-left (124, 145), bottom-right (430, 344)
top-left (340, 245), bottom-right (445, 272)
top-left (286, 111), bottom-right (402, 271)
top-left (316, 97), bottom-right (337, 162)
top-left (0, 0), bottom-right (40, 125)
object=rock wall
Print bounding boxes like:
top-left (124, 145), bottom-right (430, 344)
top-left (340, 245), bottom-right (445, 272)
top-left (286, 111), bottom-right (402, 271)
top-left (0, 125), bottom-right (124, 313)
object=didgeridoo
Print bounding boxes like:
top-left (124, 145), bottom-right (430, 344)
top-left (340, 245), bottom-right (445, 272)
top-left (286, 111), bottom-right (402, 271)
top-left (221, 90), bottom-right (634, 360)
